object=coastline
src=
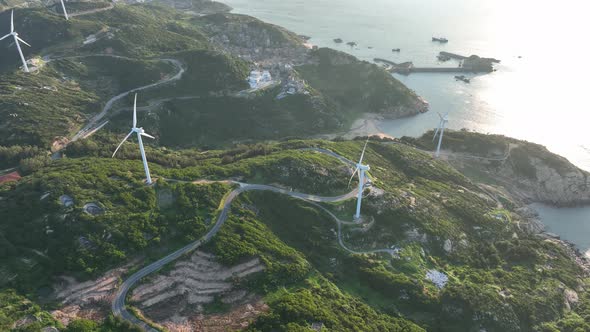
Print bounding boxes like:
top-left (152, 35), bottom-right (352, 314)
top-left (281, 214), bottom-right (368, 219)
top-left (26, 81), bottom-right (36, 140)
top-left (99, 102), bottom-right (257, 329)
top-left (210, 0), bottom-right (590, 273)
top-left (343, 113), bottom-right (392, 139)
top-left (315, 113), bottom-right (394, 140)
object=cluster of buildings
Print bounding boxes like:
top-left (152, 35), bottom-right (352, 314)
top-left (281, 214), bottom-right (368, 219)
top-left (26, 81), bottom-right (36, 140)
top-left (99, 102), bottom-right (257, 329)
top-left (276, 74), bottom-right (308, 100)
top-left (247, 70), bottom-right (273, 89)
top-left (245, 63), bottom-right (310, 100)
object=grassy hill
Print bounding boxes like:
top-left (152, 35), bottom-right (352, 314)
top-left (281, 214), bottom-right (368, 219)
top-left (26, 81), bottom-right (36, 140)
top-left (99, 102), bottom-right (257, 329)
top-left (0, 3), bottom-right (428, 162)
top-left (0, 4), bottom-right (249, 152)
top-left (296, 48), bottom-right (427, 118)
top-left (1, 138), bottom-right (589, 331)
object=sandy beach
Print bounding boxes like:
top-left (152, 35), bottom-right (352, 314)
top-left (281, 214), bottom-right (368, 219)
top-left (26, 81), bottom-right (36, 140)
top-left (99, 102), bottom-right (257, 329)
top-left (318, 113), bottom-right (394, 140)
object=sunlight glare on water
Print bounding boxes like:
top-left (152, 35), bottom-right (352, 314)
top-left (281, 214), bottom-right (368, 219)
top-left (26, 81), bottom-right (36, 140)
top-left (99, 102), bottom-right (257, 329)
top-left (223, 0), bottom-right (590, 170)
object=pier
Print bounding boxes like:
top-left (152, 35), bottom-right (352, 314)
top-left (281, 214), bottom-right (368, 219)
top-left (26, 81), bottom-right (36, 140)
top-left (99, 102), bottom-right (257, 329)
top-left (439, 51), bottom-right (501, 63)
top-left (374, 51), bottom-right (499, 75)
top-left (390, 67), bottom-right (490, 74)
top-left (375, 58), bottom-right (492, 75)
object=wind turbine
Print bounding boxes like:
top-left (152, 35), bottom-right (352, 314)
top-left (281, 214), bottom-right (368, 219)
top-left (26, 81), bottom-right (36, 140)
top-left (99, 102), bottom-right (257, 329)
top-left (0, 11), bottom-right (32, 73)
top-left (58, 0), bottom-right (69, 20)
top-left (348, 138), bottom-right (371, 221)
top-left (112, 94), bottom-right (155, 185)
top-left (433, 112), bottom-right (449, 158)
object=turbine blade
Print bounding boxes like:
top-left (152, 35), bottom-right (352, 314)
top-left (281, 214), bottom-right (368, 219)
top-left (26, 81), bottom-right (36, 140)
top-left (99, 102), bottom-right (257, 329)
top-left (433, 127), bottom-right (440, 141)
top-left (10, 10), bottom-right (14, 33)
top-left (141, 132), bottom-right (155, 139)
top-left (60, 0), bottom-right (69, 20)
top-left (348, 167), bottom-right (359, 188)
top-left (0, 33), bottom-right (10, 41)
top-left (359, 138), bottom-right (369, 164)
top-left (437, 111), bottom-right (443, 120)
top-left (112, 130), bottom-right (133, 158)
top-left (133, 94), bottom-right (137, 127)
top-left (16, 36), bottom-right (30, 47)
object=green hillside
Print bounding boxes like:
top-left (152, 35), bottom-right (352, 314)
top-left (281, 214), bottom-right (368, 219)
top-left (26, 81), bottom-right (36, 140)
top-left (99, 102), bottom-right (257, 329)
top-left (1, 3), bottom-right (425, 155)
top-left (0, 4), bottom-right (248, 151)
top-left (1, 138), bottom-right (589, 331)
top-left (297, 48), bottom-right (426, 117)
top-left (0, 56), bottom-right (176, 148)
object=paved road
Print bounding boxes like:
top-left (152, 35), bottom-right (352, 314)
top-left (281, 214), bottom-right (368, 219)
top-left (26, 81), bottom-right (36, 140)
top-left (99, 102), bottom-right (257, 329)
top-left (69, 3), bottom-right (115, 17)
top-left (70, 57), bottom-right (185, 142)
top-left (44, 54), bottom-right (185, 144)
top-left (300, 147), bottom-right (356, 166)
top-left (111, 148), bottom-right (393, 331)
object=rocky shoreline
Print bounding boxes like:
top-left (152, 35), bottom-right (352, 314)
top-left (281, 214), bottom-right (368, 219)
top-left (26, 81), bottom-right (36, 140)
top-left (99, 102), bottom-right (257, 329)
top-left (518, 206), bottom-right (590, 273)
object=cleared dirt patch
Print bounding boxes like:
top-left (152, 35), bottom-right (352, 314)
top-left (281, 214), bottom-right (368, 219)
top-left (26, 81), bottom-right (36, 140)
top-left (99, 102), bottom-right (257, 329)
top-left (131, 251), bottom-right (265, 331)
top-left (50, 264), bottom-right (132, 325)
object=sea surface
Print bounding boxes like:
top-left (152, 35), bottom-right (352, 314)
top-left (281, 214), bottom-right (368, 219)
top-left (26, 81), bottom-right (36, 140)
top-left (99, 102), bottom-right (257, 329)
top-left (531, 203), bottom-right (590, 257)
top-left (222, 0), bottom-right (590, 252)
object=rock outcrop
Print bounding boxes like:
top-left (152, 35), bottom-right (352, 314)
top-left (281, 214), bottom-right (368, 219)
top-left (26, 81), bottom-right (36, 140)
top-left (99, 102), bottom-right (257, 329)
top-left (420, 131), bottom-right (590, 207)
top-left (495, 152), bottom-right (590, 206)
top-left (199, 13), bottom-right (310, 66)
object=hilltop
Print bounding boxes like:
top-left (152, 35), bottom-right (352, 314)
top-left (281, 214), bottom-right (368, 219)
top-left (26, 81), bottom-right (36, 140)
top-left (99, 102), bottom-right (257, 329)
top-left (1, 138), bottom-right (589, 331)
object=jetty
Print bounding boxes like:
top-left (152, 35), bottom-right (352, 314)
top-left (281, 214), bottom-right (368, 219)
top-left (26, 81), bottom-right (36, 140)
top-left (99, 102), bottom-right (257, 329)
top-left (392, 67), bottom-right (485, 74)
top-left (439, 51), bottom-right (500, 63)
top-left (375, 51), bottom-right (500, 75)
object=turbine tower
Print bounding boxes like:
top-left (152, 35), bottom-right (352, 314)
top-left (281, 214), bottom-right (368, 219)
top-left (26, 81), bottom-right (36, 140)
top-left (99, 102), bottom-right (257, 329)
top-left (0, 11), bottom-right (32, 73)
top-left (112, 94), bottom-right (155, 185)
top-left (59, 0), bottom-right (69, 20)
top-left (433, 112), bottom-right (449, 158)
top-left (348, 138), bottom-right (371, 221)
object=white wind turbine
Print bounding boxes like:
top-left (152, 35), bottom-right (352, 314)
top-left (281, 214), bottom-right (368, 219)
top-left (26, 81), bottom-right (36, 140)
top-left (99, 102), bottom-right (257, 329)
top-left (58, 0), bottom-right (69, 20)
top-left (348, 138), bottom-right (371, 221)
top-left (0, 11), bottom-right (32, 73)
top-left (433, 112), bottom-right (449, 158)
top-left (112, 94), bottom-right (155, 185)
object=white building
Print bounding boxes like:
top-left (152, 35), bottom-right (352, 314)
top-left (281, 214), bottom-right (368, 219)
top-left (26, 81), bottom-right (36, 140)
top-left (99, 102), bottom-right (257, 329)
top-left (248, 70), bottom-right (272, 89)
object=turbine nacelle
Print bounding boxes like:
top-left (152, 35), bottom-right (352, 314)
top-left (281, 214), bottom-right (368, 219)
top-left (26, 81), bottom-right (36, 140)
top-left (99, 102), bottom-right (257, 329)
top-left (433, 112), bottom-right (449, 157)
top-left (112, 94), bottom-right (154, 184)
top-left (356, 163), bottom-right (370, 171)
top-left (349, 138), bottom-right (371, 221)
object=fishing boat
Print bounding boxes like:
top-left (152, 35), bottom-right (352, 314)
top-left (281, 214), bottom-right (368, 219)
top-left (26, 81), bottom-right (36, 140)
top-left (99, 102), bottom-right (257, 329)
top-left (432, 37), bottom-right (449, 43)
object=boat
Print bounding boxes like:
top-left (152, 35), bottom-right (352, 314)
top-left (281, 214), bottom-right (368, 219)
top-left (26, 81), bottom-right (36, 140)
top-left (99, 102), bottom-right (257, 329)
top-left (392, 48), bottom-right (400, 52)
top-left (333, 38), bottom-right (343, 43)
top-left (437, 54), bottom-right (451, 61)
top-left (454, 75), bottom-right (470, 83)
top-left (432, 37), bottom-right (449, 43)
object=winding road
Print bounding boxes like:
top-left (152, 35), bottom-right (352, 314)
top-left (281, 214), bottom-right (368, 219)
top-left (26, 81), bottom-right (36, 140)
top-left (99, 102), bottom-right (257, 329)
top-left (69, 57), bottom-right (185, 142)
top-left (69, 3), bottom-right (115, 18)
top-left (112, 149), bottom-right (395, 331)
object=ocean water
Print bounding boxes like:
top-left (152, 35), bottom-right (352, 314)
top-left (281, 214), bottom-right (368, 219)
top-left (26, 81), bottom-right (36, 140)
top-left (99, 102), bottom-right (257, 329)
top-left (531, 203), bottom-right (590, 256)
top-left (222, 0), bottom-right (590, 171)
top-left (221, 0), bottom-right (590, 250)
